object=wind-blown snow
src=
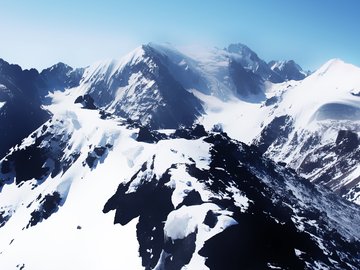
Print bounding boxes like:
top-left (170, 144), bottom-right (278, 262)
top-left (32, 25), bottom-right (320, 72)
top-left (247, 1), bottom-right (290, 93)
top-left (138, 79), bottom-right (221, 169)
top-left (276, 59), bottom-right (360, 129)
top-left (81, 46), bottom-right (145, 85)
top-left (197, 57), bottom-right (360, 142)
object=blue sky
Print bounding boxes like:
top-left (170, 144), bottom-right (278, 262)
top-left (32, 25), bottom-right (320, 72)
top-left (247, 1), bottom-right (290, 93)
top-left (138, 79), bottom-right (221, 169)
top-left (1, 0), bottom-right (359, 71)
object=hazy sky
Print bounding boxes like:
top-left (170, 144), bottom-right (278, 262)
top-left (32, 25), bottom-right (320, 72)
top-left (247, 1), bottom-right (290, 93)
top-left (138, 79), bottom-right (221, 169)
top-left (1, 0), bottom-right (359, 71)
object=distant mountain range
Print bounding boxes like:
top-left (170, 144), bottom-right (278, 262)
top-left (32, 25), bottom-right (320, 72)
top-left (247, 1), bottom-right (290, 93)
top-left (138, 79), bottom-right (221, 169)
top-left (0, 42), bottom-right (359, 269)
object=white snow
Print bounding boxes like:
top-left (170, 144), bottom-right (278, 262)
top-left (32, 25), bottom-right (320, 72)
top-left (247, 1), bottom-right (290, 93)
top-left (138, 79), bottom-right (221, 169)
top-left (267, 263), bottom-right (282, 269)
top-left (349, 184), bottom-right (360, 205)
top-left (226, 184), bottom-right (251, 212)
top-left (294, 248), bottom-right (304, 257)
top-left (0, 73), bottom-right (226, 269)
top-left (270, 60), bottom-right (287, 71)
top-left (81, 46), bottom-right (146, 86)
top-left (0, 89), bottom-right (149, 270)
top-left (163, 204), bottom-right (237, 270)
top-left (164, 205), bottom-right (201, 240)
top-left (197, 57), bottom-right (360, 147)
top-left (168, 164), bottom-right (212, 208)
top-left (274, 59), bottom-right (360, 130)
top-left (195, 91), bottom-right (266, 144)
top-left (153, 138), bottom-right (210, 177)
top-left (1, 43), bottom-right (360, 270)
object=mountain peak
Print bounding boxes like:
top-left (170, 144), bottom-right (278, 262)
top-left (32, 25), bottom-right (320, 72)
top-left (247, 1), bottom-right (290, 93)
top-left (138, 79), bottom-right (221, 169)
top-left (0, 58), bottom-right (24, 74)
top-left (269, 60), bottom-right (296, 69)
top-left (318, 58), bottom-right (345, 71)
top-left (53, 62), bottom-right (71, 68)
top-left (147, 42), bottom-right (176, 52)
top-left (40, 62), bottom-right (84, 92)
top-left (81, 45), bottom-right (146, 84)
top-left (269, 59), bottom-right (308, 81)
top-left (314, 58), bottom-right (360, 77)
top-left (41, 62), bottom-right (73, 74)
top-left (226, 43), bottom-right (256, 56)
top-left (115, 45), bottom-right (146, 68)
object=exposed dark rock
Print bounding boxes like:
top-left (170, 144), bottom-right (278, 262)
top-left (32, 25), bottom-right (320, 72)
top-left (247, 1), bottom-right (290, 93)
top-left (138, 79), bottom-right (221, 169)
top-left (83, 45), bottom-right (204, 129)
top-left (28, 192), bottom-right (62, 227)
top-left (104, 166), bottom-right (174, 269)
top-left (84, 145), bottom-right (111, 169)
top-left (40, 62), bottom-right (84, 92)
top-left (335, 130), bottom-right (359, 154)
top-left (199, 220), bottom-right (310, 270)
top-left (61, 152), bottom-right (81, 176)
top-left (191, 124), bottom-right (207, 138)
top-left (163, 231), bottom-right (197, 270)
top-left (269, 60), bottom-right (307, 81)
top-left (253, 115), bottom-right (293, 154)
top-left (351, 90), bottom-right (360, 97)
top-left (3, 144), bottom-right (49, 184)
top-left (99, 110), bottom-right (112, 119)
top-left (211, 123), bottom-right (223, 133)
top-left (203, 210), bottom-right (218, 228)
top-left (0, 58), bottom-right (51, 159)
top-left (0, 129), bottom-right (77, 185)
top-left (85, 154), bottom-right (97, 168)
top-left (171, 124), bottom-right (208, 140)
top-left (229, 59), bottom-right (265, 99)
top-left (298, 131), bottom-right (360, 194)
top-left (74, 94), bottom-right (97, 110)
top-left (226, 43), bottom-right (284, 84)
top-left (94, 146), bottom-right (107, 157)
top-left (16, 263), bottom-right (25, 270)
top-left (200, 133), bottom-right (359, 269)
top-left (105, 130), bottom-right (360, 269)
top-left (177, 189), bottom-right (203, 208)
top-left (264, 96), bottom-right (279, 106)
top-left (0, 210), bottom-right (11, 228)
top-left (0, 159), bottom-right (11, 174)
top-left (136, 126), bottom-right (167, 143)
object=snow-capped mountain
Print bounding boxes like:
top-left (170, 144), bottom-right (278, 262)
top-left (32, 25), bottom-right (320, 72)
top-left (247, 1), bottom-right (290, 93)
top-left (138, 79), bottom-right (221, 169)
top-left (40, 62), bottom-right (84, 93)
top-left (0, 42), bottom-right (360, 269)
top-left (0, 59), bottom-right (85, 160)
top-left (0, 89), bottom-right (359, 269)
top-left (252, 59), bottom-right (360, 204)
top-left (0, 59), bottom-right (50, 159)
top-left (75, 44), bottom-right (203, 129)
top-left (225, 43), bottom-right (284, 84)
top-left (269, 60), bottom-right (309, 81)
top-left (179, 51), bottom-right (359, 204)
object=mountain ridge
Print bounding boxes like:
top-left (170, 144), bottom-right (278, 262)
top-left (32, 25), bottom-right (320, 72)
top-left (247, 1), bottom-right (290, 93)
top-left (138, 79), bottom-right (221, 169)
top-left (0, 42), bottom-right (360, 269)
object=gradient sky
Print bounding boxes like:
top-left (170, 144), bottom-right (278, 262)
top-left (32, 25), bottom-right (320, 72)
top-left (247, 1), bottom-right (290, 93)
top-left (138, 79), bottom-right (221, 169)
top-left (1, 0), bottom-right (359, 71)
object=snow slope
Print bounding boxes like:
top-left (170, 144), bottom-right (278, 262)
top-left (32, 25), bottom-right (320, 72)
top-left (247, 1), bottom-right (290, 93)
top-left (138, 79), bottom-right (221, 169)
top-left (251, 59), bottom-right (360, 200)
top-left (0, 85), bottom-right (359, 269)
top-left (1, 43), bottom-right (360, 269)
top-left (74, 44), bottom-right (203, 128)
top-left (0, 89), bottom-right (145, 269)
top-left (269, 60), bottom-right (308, 81)
top-left (193, 56), bottom-right (360, 203)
